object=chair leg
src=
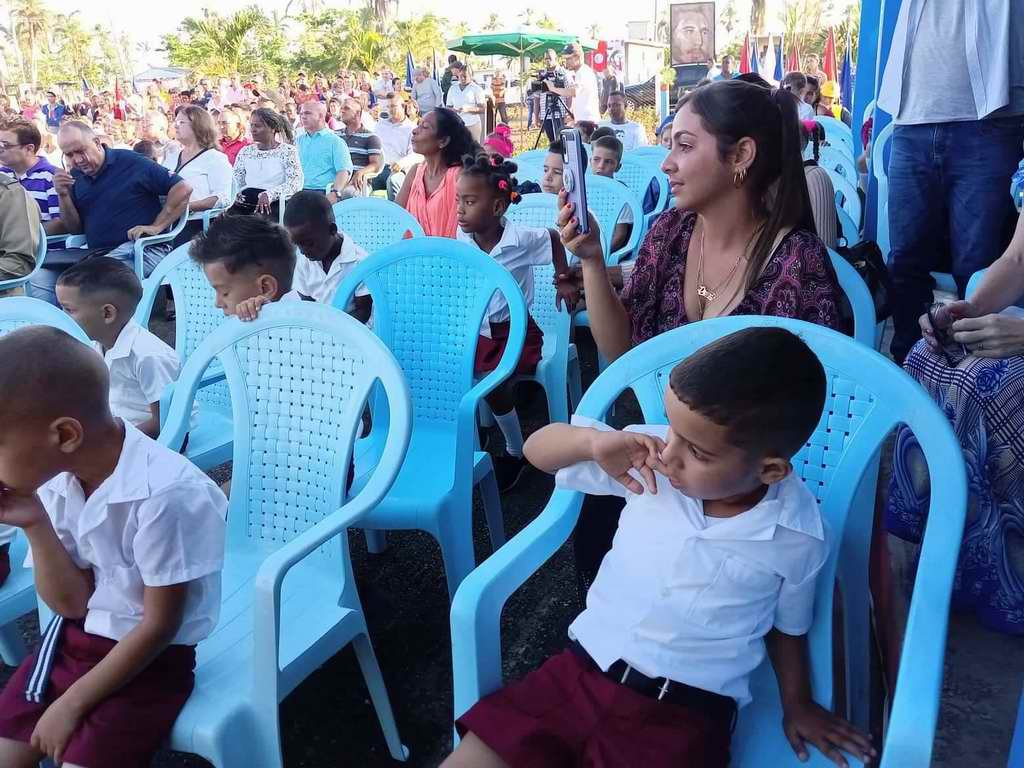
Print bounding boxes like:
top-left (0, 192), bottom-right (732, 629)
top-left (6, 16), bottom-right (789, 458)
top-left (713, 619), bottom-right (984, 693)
top-left (352, 631), bottom-right (410, 762)
top-left (478, 401), bottom-right (495, 428)
top-left (544, 373), bottom-right (570, 424)
top-left (567, 354), bottom-right (582, 414)
top-left (365, 529), bottom-right (388, 554)
top-left (0, 622), bottom-right (27, 667)
top-left (436, 518), bottom-right (478, 603)
top-left (478, 466), bottom-right (505, 553)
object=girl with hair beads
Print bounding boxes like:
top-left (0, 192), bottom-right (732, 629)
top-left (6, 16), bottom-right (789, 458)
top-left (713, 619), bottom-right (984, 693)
top-left (457, 154), bottom-right (578, 490)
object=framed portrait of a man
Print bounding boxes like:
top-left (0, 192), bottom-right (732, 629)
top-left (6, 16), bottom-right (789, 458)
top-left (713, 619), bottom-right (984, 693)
top-left (670, 2), bottom-right (715, 65)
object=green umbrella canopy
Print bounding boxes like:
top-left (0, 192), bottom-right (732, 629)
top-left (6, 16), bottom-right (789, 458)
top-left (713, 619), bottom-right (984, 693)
top-left (446, 27), bottom-right (595, 58)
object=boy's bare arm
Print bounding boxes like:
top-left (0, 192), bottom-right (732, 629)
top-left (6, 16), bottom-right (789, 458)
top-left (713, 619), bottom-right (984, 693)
top-left (524, 423), bottom-right (599, 473)
top-left (765, 628), bottom-right (875, 768)
top-left (31, 583), bottom-right (188, 763)
top-left (136, 402), bottom-right (162, 439)
top-left (0, 491), bottom-right (92, 618)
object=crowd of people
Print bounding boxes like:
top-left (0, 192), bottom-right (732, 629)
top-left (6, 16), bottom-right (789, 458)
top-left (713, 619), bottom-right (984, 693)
top-left (0, 11), bottom-right (1021, 766)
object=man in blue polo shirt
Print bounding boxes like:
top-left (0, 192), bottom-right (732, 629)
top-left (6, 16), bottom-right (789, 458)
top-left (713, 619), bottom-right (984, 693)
top-left (295, 100), bottom-right (352, 203)
top-left (27, 120), bottom-right (192, 305)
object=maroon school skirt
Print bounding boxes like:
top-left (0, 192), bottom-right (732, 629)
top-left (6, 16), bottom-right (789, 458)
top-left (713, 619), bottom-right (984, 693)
top-left (474, 317), bottom-right (544, 376)
top-left (0, 620), bottom-right (196, 768)
top-left (456, 649), bottom-right (732, 768)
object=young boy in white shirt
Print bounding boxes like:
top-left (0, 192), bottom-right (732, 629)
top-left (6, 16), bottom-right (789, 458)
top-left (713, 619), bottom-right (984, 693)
top-left (189, 213), bottom-right (302, 321)
top-left (55, 258), bottom-right (184, 439)
top-left (282, 190), bottom-right (372, 322)
top-left (446, 327), bottom-right (875, 768)
top-left (0, 326), bottom-right (226, 767)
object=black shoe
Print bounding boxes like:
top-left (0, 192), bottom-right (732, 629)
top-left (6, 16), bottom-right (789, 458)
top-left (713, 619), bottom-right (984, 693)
top-left (493, 454), bottom-right (527, 493)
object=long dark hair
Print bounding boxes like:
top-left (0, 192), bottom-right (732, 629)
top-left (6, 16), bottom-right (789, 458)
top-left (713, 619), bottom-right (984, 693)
top-left (679, 79), bottom-right (815, 287)
top-left (251, 107), bottom-right (294, 144)
top-left (432, 107), bottom-right (479, 167)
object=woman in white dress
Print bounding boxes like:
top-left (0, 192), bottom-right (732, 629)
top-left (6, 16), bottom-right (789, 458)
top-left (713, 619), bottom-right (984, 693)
top-left (229, 108), bottom-right (304, 220)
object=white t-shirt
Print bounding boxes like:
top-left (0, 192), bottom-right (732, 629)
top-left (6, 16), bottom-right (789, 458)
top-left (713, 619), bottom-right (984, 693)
top-left (94, 320), bottom-right (188, 428)
top-left (292, 233), bottom-right (370, 309)
top-left (456, 219), bottom-right (552, 336)
top-left (31, 424), bottom-right (227, 644)
top-left (446, 82), bottom-right (486, 128)
top-left (163, 147), bottom-right (233, 208)
top-left (571, 65), bottom-right (601, 123)
top-left (374, 119), bottom-right (415, 164)
top-left (557, 416), bottom-right (828, 706)
top-left (597, 120), bottom-right (648, 151)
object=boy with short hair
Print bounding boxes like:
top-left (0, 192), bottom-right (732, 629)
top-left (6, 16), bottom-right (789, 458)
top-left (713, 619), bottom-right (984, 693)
top-left (55, 257), bottom-right (184, 439)
top-left (590, 135), bottom-right (632, 253)
top-left (282, 190), bottom-right (372, 322)
top-left (189, 213), bottom-right (299, 321)
top-left (0, 326), bottom-right (226, 768)
top-left (446, 327), bottom-right (875, 768)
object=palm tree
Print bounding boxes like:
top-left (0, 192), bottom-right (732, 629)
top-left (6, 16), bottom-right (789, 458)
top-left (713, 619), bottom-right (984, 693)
top-left (165, 7), bottom-right (269, 76)
top-left (483, 13), bottom-right (501, 32)
top-left (10, 0), bottom-right (49, 85)
top-left (750, 0), bottom-right (766, 35)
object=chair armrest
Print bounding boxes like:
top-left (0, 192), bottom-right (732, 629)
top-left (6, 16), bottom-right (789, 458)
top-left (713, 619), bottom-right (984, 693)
top-left (450, 488), bottom-right (583, 720)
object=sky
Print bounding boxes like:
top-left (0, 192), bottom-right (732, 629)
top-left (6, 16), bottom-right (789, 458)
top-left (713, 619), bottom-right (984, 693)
top-left (52, 0), bottom-right (854, 69)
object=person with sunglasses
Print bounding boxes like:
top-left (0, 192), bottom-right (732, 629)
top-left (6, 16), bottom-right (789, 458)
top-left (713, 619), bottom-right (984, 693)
top-left (886, 207), bottom-right (1024, 634)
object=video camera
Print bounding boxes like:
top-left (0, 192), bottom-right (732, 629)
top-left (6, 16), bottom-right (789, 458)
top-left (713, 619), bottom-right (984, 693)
top-left (528, 68), bottom-right (567, 95)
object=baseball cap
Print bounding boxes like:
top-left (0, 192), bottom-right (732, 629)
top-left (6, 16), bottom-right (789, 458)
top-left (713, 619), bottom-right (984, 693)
top-left (561, 42), bottom-right (583, 57)
top-left (820, 80), bottom-right (839, 98)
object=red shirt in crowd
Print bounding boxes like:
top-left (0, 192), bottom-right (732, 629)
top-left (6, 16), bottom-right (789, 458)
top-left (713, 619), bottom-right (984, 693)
top-left (219, 136), bottom-right (251, 166)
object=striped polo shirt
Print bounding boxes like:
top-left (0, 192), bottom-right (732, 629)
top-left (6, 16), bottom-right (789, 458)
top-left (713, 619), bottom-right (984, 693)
top-left (1, 157), bottom-right (60, 222)
top-left (336, 128), bottom-right (383, 170)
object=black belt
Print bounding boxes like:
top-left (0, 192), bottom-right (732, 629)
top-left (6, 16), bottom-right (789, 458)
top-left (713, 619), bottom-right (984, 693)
top-left (570, 641), bottom-right (737, 731)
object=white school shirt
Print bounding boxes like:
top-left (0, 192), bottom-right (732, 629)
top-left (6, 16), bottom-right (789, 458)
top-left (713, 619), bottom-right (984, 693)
top-left (292, 233), bottom-right (370, 309)
top-left (558, 416), bottom-right (829, 706)
top-left (30, 424), bottom-right (227, 644)
top-left (597, 120), bottom-right (648, 151)
top-left (95, 320), bottom-right (187, 429)
top-left (456, 219), bottom-right (552, 338)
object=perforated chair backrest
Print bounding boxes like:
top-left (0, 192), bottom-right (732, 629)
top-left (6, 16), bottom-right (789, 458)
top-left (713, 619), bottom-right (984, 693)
top-left (837, 208), bottom-right (859, 247)
top-left (528, 262), bottom-right (570, 355)
top-left (576, 316), bottom-right (965, 753)
top-left (333, 237), bottom-right (528, 431)
top-left (615, 157), bottom-right (669, 216)
top-left (0, 295), bottom-right (89, 341)
top-left (512, 157), bottom-right (545, 184)
top-left (513, 149), bottom-right (549, 166)
top-left (330, 198), bottom-right (425, 254)
top-left (136, 244), bottom-right (230, 411)
top-left (584, 173), bottom-right (646, 264)
top-left (504, 192), bottom-right (559, 230)
top-left (819, 146), bottom-right (857, 184)
top-left (160, 302), bottom-right (412, 556)
top-left (827, 169), bottom-right (862, 225)
top-left (814, 116), bottom-right (854, 155)
top-left (628, 146), bottom-right (669, 163)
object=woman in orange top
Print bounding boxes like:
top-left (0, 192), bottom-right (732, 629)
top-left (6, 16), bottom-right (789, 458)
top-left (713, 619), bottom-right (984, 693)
top-left (397, 107), bottom-right (478, 238)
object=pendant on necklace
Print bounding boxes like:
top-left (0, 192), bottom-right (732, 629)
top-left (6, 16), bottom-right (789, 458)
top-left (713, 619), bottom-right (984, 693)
top-left (697, 284), bottom-right (716, 301)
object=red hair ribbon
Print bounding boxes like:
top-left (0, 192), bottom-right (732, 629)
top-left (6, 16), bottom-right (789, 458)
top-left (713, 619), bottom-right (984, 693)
top-left (497, 179), bottom-right (509, 191)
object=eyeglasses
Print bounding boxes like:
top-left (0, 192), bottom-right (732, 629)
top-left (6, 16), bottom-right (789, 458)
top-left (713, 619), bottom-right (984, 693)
top-left (0, 142), bottom-right (25, 150)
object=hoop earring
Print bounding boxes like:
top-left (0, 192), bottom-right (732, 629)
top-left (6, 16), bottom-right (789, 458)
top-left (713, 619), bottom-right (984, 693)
top-left (733, 167), bottom-right (747, 188)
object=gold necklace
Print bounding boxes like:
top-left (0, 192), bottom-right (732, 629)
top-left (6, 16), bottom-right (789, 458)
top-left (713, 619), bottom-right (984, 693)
top-left (695, 224), bottom-right (744, 307)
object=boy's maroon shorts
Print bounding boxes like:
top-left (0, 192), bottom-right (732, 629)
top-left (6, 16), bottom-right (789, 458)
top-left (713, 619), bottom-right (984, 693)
top-left (475, 317), bottom-right (544, 376)
top-left (456, 649), bottom-right (732, 768)
top-left (0, 620), bottom-right (196, 768)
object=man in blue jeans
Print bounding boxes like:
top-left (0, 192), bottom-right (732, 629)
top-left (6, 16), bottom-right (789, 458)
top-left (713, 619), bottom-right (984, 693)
top-left (878, 0), bottom-right (1024, 363)
top-left (29, 121), bottom-right (191, 305)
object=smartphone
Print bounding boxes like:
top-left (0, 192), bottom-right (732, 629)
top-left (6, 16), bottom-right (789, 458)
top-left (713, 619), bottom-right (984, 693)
top-left (560, 127), bottom-right (590, 235)
top-left (928, 303), bottom-right (968, 366)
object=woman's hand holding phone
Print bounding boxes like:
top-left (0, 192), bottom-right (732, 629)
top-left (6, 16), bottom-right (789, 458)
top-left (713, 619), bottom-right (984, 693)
top-left (557, 190), bottom-right (603, 262)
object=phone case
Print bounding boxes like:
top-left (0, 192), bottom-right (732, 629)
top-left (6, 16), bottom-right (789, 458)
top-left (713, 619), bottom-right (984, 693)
top-left (560, 128), bottom-right (590, 235)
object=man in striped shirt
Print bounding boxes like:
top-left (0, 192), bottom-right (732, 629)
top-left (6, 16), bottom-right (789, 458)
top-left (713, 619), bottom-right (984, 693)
top-left (0, 120), bottom-right (61, 234)
top-left (335, 96), bottom-right (383, 199)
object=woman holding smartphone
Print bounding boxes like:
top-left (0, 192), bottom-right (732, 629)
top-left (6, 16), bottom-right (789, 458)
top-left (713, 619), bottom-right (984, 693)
top-left (890, 206), bottom-right (1024, 634)
top-left (557, 79), bottom-right (847, 594)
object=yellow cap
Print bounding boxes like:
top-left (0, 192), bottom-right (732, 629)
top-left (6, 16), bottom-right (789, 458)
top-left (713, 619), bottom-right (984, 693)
top-left (820, 80), bottom-right (839, 98)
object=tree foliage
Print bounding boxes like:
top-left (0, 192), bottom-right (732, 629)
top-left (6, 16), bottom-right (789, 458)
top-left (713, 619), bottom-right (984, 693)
top-left (161, 7), bottom-right (288, 79)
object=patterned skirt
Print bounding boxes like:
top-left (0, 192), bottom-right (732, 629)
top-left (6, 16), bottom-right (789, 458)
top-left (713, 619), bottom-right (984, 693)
top-left (885, 340), bottom-right (1024, 633)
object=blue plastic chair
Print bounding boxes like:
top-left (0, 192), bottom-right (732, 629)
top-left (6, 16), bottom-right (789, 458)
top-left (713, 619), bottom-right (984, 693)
top-left (614, 157), bottom-right (670, 230)
top-left (827, 248), bottom-right (878, 349)
top-left (828, 169), bottom-right (863, 228)
top-left (159, 301), bottom-right (412, 767)
top-left (502, 193), bottom-right (582, 422)
top-left (451, 316), bottom-right (967, 768)
top-left (0, 297), bottom-right (92, 666)
top-left (1009, 687), bottom-right (1024, 768)
top-left (330, 197), bottom-right (425, 254)
top-left (512, 156), bottom-right (545, 184)
top-left (135, 244), bottom-right (233, 470)
top-left (0, 224), bottom-right (47, 294)
top-left (628, 145), bottom-right (669, 163)
top-left (583, 173), bottom-right (646, 266)
top-left (819, 146), bottom-right (858, 185)
top-left (837, 208), bottom-right (860, 248)
top-left (965, 268), bottom-right (1024, 309)
top-left (815, 115), bottom-right (854, 157)
top-left (513, 148), bottom-right (550, 166)
top-left (334, 237), bottom-right (528, 599)
top-left (189, 207), bottom-right (227, 232)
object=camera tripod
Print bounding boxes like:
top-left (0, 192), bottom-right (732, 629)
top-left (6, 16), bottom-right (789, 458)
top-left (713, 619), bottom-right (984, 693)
top-left (532, 92), bottom-right (574, 149)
